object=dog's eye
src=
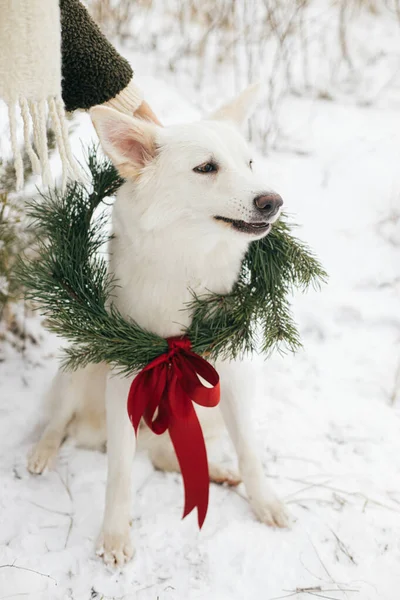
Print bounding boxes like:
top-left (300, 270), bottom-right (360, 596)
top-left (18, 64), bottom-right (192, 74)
top-left (193, 162), bottom-right (218, 174)
top-left (249, 159), bottom-right (253, 170)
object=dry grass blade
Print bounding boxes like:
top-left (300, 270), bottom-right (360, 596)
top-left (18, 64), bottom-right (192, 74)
top-left (270, 587), bottom-right (359, 600)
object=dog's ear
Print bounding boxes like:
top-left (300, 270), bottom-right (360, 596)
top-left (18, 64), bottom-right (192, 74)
top-left (90, 106), bottom-right (158, 178)
top-left (209, 83), bottom-right (262, 127)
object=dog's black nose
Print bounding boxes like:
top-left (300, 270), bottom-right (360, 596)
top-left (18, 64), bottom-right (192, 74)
top-left (254, 192), bottom-right (283, 217)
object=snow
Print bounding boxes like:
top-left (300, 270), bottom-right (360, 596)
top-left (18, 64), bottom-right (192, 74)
top-left (1, 4), bottom-right (400, 599)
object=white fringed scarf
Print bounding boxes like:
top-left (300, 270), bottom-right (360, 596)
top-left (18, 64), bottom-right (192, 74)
top-left (0, 0), bottom-right (82, 190)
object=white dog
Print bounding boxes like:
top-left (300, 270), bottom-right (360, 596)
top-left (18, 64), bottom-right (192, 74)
top-left (28, 85), bottom-right (288, 566)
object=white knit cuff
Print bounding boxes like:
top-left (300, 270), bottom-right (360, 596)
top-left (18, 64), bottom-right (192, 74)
top-left (103, 79), bottom-right (143, 115)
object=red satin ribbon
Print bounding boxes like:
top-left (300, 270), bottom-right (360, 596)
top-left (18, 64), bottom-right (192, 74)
top-left (127, 337), bottom-right (220, 528)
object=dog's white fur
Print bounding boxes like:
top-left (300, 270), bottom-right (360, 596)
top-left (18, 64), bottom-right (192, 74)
top-left (28, 86), bottom-right (288, 566)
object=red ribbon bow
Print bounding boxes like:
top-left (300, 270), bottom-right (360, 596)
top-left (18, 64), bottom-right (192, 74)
top-left (127, 337), bottom-right (220, 528)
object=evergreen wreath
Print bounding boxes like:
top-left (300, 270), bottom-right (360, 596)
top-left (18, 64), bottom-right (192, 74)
top-left (18, 148), bottom-right (327, 375)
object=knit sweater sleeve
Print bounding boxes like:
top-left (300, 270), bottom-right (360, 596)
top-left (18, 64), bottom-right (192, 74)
top-left (60, 0), bottom-right (142, 113)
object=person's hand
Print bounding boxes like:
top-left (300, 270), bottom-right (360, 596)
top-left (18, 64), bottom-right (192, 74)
top-left (134, 100), bottom-right (162, 125)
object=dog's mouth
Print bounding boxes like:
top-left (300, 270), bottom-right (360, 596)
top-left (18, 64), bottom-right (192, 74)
top-left (214, 216), bottom-right (271, 235)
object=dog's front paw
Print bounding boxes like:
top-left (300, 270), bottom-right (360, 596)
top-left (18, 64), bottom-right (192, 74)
top-left (27, 442), bottom-right (56, 474)
top-left (96, 530), bottom-right (134, 567)
top-left (250, 494), bottom-right (289, 528)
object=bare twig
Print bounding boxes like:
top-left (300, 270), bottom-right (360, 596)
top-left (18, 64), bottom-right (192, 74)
top-left (284, 479), bottom-right (332, 500)
top-left (389, 359), bottom-right (400, 405)
top-left (27, 500), bottom-right (70, 517)
top-left (338, 0), bottom-right (354, 70)
top-left (55, 468), bottom-right (75, 548)
top-left (309, 538), bottom-right (358, 599)
top-left (0, 593), bottom-right (32, 600)
top-left (268, 475), bottom-right (400, 514)
top-left (64, 516), bottom-right (74, 549)
top-left (270, 587), bottom-right (359, 600)
top-left (57, 469), bottom-right (73, 504)
top-left (0, 563), bottom-right (56, 583)
top-left (329, 529), bottom-right (357, 565)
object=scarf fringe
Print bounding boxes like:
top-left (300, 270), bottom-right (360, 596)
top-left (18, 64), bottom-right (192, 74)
top-left (8, 95), bottom-right (85, 192)
top-left (7, 103), bottom-right (24, 192)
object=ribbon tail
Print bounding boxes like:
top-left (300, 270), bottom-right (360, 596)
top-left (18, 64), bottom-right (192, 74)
top-left (168, 378), bottom-right (210, 528)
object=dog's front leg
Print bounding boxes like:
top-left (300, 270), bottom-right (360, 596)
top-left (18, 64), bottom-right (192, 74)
top-left (97, 372), bottom-right (136, 567)
top-left (218, 361), bottom-right (289, 528)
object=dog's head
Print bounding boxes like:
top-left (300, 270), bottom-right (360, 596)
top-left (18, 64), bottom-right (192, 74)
top-left (91, 85), bottom-right (283, 239)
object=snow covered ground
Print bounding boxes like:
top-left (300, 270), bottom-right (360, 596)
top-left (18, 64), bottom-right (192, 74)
top-left (1, 5), bottom-right (400, 600)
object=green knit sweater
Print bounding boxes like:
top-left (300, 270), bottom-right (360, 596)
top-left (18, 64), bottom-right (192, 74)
top-left (60, 0), bottom-right (134, 112)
